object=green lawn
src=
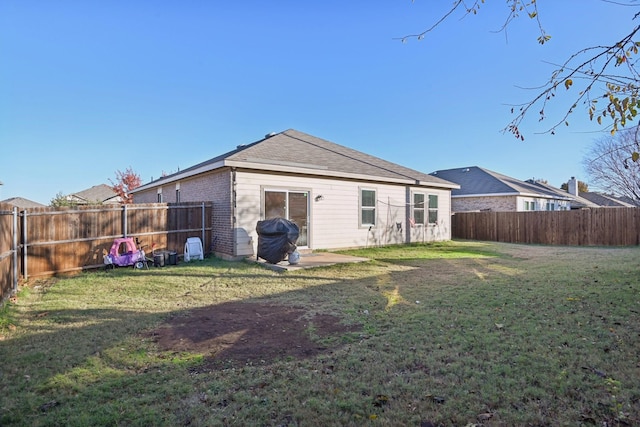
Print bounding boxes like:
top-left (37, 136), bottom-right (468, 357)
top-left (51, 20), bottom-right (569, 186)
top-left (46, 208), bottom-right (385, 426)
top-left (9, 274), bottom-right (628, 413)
top-left (1, 241), bottom-right (639, 426)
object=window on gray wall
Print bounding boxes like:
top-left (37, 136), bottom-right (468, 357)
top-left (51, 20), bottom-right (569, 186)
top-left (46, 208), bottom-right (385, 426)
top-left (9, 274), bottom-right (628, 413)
top-left (360, 188), bottom-right (376, 226)
top-left (176, 189), bottom-right (181, 203)
top-left (413, 193), bottom-right (425, 225)
top-left (157, 193), bottom-right (163, 203)
top-left (428, 195), bottom-right (438, 224)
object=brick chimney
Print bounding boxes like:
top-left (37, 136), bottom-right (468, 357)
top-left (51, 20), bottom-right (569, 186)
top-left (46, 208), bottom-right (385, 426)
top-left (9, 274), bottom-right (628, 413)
top-left (567, 177), bottom-right (578, 196)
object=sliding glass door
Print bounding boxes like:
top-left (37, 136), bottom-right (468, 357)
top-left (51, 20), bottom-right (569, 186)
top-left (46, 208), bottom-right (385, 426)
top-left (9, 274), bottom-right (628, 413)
top-left (264, 190), bottom-right (308, 247)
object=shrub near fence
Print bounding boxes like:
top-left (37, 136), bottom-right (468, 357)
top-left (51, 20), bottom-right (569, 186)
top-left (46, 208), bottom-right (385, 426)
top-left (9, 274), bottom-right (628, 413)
top-left (0, 202), bottom-right (213, 302)
top-left (452, 208), bottom-right (640, 246)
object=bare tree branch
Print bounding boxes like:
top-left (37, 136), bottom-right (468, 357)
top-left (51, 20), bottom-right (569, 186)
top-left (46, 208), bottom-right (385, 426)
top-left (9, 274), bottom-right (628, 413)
top-left (583, 125), bottom-right (640, 202)
top-left (399, 1), bottom-right (640, 144)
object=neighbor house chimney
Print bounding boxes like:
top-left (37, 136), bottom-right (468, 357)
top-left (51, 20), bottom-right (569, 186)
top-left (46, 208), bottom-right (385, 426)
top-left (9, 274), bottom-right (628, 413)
top-left (568, 177), bottom-right (578, 196)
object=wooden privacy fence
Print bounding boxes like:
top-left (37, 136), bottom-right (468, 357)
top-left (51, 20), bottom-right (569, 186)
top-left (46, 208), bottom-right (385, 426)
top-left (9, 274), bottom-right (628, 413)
top-left (452, 208), bottom-right (640, 246)
top-left (0, 205), bottom-right (18, 302)
top-left (0, 202), bottom-right (213, 301)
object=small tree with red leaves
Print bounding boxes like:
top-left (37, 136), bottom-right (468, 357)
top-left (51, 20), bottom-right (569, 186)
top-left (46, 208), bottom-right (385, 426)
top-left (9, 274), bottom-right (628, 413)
top-left (110, 167), bottom-right (141, 204)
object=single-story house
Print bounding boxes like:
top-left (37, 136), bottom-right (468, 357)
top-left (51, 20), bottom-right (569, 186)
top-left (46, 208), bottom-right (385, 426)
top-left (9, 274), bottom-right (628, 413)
top-left (575, 191), bottom-right (636, 207)
top-left (526, 177), bottom-right (599, 210)
top-left (539, 176), bottom-right (637, 208)
top-left (429, 166), bottom-right (574, 212)
top-left (131, 129), bottom-right (459, 260)
top-left (0, 197), bottom-right (47, 209)
top-left (64, 184), bottom-right (122, 205)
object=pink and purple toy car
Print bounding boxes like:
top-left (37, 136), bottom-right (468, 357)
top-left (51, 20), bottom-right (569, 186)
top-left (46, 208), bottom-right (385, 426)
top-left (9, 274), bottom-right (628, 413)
top-left (103, 237), bottom-right (148, 269)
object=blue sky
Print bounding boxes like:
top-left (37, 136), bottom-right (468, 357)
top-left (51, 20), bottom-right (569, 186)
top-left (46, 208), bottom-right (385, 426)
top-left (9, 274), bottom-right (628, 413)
top-left (1, 1), bottom-right (635, 204)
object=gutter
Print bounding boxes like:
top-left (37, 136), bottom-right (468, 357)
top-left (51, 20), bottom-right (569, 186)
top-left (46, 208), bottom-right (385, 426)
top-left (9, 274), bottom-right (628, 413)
top-left (132, 160), bottom-right (226, 193)
top-left (224, 160), bottom-right (458, 189)
top-left (131, 158), bottom-right (461, 193)
top-left (454, 192), bottom-right (570, 200)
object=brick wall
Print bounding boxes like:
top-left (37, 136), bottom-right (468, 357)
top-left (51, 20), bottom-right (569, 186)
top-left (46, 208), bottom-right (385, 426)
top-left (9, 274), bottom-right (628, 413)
top-left (452, 195), bottom-right (518, 212)
top-left (132, 169), bottom-right (235, 257)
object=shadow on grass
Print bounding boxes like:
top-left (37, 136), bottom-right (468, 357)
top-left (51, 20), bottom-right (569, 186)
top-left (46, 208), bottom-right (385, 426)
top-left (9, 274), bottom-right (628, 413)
top-left (4, 244), bottom-right (632, 426)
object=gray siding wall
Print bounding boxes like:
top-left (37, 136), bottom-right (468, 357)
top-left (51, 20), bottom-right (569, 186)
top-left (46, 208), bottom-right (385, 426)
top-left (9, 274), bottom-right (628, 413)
top-left (134, 169), bottom-right (453, 258)
top-left (235, 171), bottom-right (453, 256)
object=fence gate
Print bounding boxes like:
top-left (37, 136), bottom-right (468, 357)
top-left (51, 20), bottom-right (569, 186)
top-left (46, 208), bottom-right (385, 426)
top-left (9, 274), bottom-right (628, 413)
top-left (0, 205), bottom-right (18, 302)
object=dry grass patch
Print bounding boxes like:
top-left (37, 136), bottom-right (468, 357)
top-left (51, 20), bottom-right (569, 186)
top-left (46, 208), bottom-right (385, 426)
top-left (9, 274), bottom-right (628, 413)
top-left (1, 241), bottom-right (639, 426)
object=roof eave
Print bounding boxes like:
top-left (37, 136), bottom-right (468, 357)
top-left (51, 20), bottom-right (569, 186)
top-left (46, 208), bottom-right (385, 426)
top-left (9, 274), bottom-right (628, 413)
top-left (226, 160), bottom-right (456, 189)
top-left (132, 160), bottom-right (226, 193)
top-left (454, 192), bottom-right (572, 199)
top-left (133, 158), bottom-right (459, 193)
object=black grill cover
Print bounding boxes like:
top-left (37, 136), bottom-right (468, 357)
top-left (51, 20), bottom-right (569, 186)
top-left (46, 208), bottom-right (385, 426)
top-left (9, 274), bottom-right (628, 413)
top-left (256, 218), bottom-right (300, 264)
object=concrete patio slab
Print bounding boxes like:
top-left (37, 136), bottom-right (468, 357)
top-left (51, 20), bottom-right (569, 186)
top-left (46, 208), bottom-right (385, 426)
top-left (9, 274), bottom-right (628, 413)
top-left (251, 252), bottom-right (370, 272)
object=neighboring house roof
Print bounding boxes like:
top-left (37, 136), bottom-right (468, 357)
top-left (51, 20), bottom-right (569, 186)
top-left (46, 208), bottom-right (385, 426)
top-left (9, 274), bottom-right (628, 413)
top-left (429, 166), bottom-right (571, 200)
top-left (1, 197), bottom-right (47, 209)
top-left (615, 195), bottom-right (640, 206)
top-left (526, 180), bottom-right (599, 209)
top-left (66, 184), bottom-right (121, 205)
top-left (579, 192), bottom-right (636, 207)
top-left (133, 129), bottom-right (459, 192)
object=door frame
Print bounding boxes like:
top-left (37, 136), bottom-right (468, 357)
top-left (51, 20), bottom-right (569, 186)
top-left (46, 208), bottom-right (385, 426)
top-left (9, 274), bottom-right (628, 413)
top-left (262, 187), bottom-right (311, 248)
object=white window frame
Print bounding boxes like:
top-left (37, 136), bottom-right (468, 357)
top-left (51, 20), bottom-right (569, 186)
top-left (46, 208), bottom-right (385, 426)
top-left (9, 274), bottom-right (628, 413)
top-left (524, 200), bottom-right (536, 211)
top-left (413, 192), bottom-right (425, 225)
top-left (360, 188), bottom-right (377, 227)
top-left (428, 194), bottom-right (438, 225)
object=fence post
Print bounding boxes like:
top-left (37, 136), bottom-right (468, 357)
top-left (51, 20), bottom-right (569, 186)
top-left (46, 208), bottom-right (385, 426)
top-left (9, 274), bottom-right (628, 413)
top-left (201, 202), bottom-right (205, 249)
top-left (21, 209), bottom-right (28, 281)
top-left (12, 207), bottom-right (18, 294)
top-left (122, 204), bottom-right (128, 237)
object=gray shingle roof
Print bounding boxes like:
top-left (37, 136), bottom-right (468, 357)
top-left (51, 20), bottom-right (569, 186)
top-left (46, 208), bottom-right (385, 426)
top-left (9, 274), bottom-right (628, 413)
top-left (579, 192), bottom-right (636, 207)
top-left (430, 166), bottom-right (570, 199)
top-left (1, 197), bottom-right (47, 209)
top-left (70, 184), bottom-right (120, 204)
top-left (136, 129), bottom-right (458, 190)
top-left (526, 180), bottom-right (598, 209)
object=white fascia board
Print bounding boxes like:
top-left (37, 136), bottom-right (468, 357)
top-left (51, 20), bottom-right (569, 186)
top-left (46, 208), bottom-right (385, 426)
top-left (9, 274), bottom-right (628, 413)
top-left (132, 160), bottom-right (226, 192)
top-left (517, 193), bottom-right (573, 200)
top-left (225, 160), bottom-right (455, 189)
top-left (454, 192), bottom-right (570, 200)
top-left (428, 181), bottom-right (460, 190)
top-left (453, 192), bottom-right (519, 198)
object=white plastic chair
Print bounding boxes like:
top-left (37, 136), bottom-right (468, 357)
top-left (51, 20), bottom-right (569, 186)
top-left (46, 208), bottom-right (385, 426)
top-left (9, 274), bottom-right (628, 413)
top-left (184, 237), bottom-right (204, 262)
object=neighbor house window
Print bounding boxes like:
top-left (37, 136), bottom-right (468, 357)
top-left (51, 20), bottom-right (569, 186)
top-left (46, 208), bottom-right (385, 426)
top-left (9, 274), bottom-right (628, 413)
top-left (360, 188), bottom-right (376, 226)
top-left (176, 189), bottom-right (181, 203)
top-left (157, 193), bottom-right (163, 203)
top-left (428, 195), bottom-right (438, 224)
top-left (413, 193), bottom-right (425, 225)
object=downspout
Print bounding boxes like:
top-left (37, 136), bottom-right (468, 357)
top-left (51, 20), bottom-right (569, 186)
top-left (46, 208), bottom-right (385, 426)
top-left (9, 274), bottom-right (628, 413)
top-left (231, 167), bottom-right (237, 258)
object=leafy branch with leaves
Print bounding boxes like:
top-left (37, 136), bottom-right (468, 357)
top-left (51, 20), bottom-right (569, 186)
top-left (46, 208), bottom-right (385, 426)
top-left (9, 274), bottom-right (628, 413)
top-left (400, 1), bottom-right (640, 162)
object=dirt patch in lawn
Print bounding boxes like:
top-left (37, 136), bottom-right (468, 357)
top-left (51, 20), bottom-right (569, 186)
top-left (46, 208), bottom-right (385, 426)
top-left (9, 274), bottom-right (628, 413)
top-left (149, 301), bottom-right (359, 368)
